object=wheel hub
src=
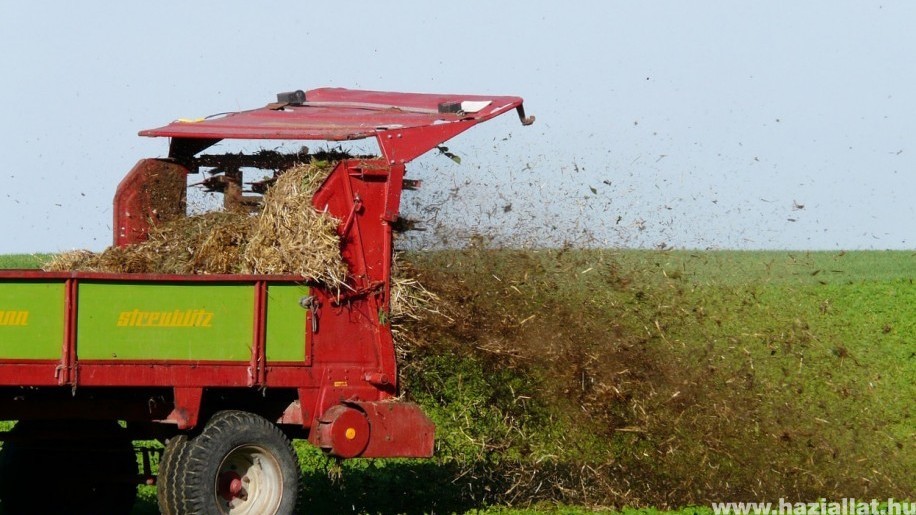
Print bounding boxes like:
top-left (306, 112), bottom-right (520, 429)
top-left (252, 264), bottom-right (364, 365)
top-left (218, 471), bottom-right (244, 501)
top-left (214, 445), bottom-right (283, 514)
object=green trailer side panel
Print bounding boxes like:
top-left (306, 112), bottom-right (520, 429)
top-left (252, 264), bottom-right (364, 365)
top-left (77, 283), bottom-right (254, 361)
top-left (265, 284), bottom-right (309, 362)
top-left (0, 282), bottom-right (65, 360)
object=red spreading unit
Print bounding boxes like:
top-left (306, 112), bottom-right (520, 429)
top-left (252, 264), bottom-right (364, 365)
top-left (0, 88), bottom-right (531, 514)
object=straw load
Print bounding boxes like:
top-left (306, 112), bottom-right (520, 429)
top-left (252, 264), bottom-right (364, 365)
top-left (45, 161), bottom-right (347, 286)
top-left (242, 161), bottom-right (345, 285)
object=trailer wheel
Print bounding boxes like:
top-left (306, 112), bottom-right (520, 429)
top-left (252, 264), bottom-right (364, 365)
top-left (178, 410), bottom-right (299, 515)
top-left (157, 434), bottom-right (190, 515)
top-left (0, 420), bottom-right (138, 515)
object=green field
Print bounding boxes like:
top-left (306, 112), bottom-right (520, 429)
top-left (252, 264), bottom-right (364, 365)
top-left (0, 254), bottom-right (52, 269)
top-left (0, 250), bottom-right (912, 514)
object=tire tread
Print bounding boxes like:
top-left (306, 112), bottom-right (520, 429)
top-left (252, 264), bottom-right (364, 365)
top-left (173, 410), bottom-right (300, 515)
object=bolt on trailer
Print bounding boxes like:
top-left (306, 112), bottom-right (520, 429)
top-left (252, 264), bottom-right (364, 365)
top-left (0, 88), bottom-right (533, 514)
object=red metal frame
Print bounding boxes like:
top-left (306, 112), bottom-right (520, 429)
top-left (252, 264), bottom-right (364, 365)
top-left (251, 280), bottom-right (267, 387)
top-left (61, 277), bottom-right (76, 385)
top-left (0, 88), bottom-right (531, 459)
top-left (140, 88), bottom-right (525, 143)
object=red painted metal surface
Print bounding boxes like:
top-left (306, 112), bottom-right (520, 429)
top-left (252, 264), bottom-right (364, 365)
top-left (0, 363), bottom-right (62, 387)
top-left (0, 88), bottom-right (531, 460)
top-left (0, 270), bottom-right (304, 282)
top-left (168, 387), bottom-right (203, 430)
top-left (311, 401), bottom-right (433, 458)
top-left (251, 280), bottom-right (267, 387)
top-left (61, 278), bottom-right (76, 385)
top-left (314, 405), bottom-right (371, 458)
top-left (347, 401), bottom-right (435, 458)
top-left (140, 88), bottom-right (523, 143)
top-left (113, 159), bottom-right (188, 246)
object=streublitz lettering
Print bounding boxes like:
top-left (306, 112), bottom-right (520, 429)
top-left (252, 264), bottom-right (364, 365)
top-left (0, 311), bottom-right (28, 326)
top-left (116, 309), bottom-right (213, 328)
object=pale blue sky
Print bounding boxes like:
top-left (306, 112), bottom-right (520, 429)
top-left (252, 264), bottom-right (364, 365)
top-left (1, 1), bottom-right (913, 252)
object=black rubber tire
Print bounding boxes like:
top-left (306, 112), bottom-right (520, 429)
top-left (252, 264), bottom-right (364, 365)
top-left (156, 434), bottom-right (190, 515)
top-left (0, 420), bottom-right (138, 515)
top-left (177, 410), bottom-right (300, 515)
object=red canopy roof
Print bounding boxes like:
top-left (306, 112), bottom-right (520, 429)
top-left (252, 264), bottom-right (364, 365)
top-left (140, 88), bottom-right (529, 163)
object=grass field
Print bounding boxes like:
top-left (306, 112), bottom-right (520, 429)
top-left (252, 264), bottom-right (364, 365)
top-left (0, 250), bottom-right (912, 514)
top-left (0, 254), bottom-right (52, 269)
